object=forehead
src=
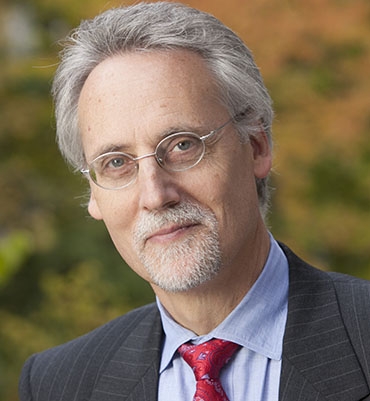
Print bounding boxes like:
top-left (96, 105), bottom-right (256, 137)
top-left (78, 50), bottom-right (229, 159)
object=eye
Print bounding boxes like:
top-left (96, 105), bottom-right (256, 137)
top-left (109, 157), bottom-right (125, 168)
top-left (95, 153), bottom-right (134, 176)
top-left (100, 155), bottom-right (127, 171)
top-left (164, 135), bottom-right (199, 154)
top-left (174, 138), bottom-right (193, 152)
top-left (157, 133), bottom-right (203, 170)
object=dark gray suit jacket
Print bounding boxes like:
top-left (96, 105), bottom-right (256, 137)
top-left (19, 245), bottom-right (370, 400)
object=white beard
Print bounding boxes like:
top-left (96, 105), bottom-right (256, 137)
top-left (133, 201), bottom-right (221, 292)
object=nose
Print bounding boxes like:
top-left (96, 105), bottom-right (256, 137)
top-left (137, 157), bottom-right (181, 211)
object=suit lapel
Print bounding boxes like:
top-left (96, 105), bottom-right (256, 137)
top-left (279, 244), bottom-right (369, 401)
top-left (90, 305), bottom-right (163, 401)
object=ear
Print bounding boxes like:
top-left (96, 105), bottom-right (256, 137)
top-left (87, 190), bottom-right (103, 220)
top-left (250, 130), bottom-right (272, 179)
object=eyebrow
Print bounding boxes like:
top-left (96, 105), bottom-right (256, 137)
top-left (88, 123), bottom-right (207, 162)
top-left (89, 144), bottom-right (126, 162)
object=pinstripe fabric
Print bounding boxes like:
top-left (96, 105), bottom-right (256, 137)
top-left (19, 244), bottom-right (370, 401)
top-left (331, 275), bottom-right (370, 390)
top-left (19, 303), bottom-right (162, 401)
top-left (279, 244), bottom-right (370, 401)
top-left (90, 314), bottom-right (161, 401)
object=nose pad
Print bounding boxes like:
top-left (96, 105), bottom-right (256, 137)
top-left (137, 158), bottom-right (181, 211)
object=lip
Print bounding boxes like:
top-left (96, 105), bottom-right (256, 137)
top-left (146, 223), bottom-right (198, 244)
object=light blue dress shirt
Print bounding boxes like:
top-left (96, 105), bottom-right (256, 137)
top-left (157, 235), bottom-right (289, 400)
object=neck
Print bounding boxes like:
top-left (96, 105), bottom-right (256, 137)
top-left (153, 226), bottom-right (271, 335)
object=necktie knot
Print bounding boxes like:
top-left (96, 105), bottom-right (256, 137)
top-left (178, 338), bottom-right (240, 401)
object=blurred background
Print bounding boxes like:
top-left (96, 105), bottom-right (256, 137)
top-left (1, 0), bottom-right (369, 399)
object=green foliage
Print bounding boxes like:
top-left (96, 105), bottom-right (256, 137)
top-left (0, 231), bottom-right (33, 287)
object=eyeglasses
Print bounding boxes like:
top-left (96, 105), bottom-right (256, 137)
top-left (81, 116), bottom-right (236, 190)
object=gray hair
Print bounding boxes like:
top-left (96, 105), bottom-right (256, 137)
top-left (52, 1), bottom-right (274, 215)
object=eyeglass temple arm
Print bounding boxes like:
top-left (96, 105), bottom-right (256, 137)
top-left (200, 108), bottom-right (249, 141)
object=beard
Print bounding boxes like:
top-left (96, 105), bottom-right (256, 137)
top-left (133, 201), bottom-right (222, 293)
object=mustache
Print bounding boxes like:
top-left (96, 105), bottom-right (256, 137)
top-left (133, 202), bottom-right (214, 243)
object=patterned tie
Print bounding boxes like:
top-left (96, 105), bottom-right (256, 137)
top-left (178, 338), bottom-right (240, 401)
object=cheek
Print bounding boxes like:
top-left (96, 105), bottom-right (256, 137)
top-left (95, 197), bottom-right (144, 270)
top-left (89, 189), bottom-right (136, 241)
top-left (198, 149), bottom-right (259, 231)
top-left (202, 145), bottom-right (257, 205)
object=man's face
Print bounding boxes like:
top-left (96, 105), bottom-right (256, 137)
top-left (78, 50), bottom-right (271, 294)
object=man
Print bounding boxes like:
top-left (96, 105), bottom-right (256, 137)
top-left (19, 2), bottom-right (370, 401)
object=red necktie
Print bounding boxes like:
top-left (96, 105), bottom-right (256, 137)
top-left (178, 338), bottom-right (240, 401)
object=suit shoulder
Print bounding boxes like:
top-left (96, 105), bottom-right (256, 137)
top-left (280, 241), bottom-right (370, 332)
top-left (19, 303), bottom-right (161, 401)
top-left (328, 271), bottom-right (370, 385)
top-left (327, 270), bottom-right (370, 313)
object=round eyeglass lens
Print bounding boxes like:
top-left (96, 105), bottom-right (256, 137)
top-left (157, 132), bottom-right (205, 171)
top-left (90, 152), bottom-right (138, 189)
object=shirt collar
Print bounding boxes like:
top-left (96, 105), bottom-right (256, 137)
top-left (157, 234), bottom-right (289, 373)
